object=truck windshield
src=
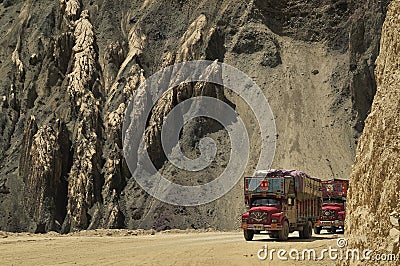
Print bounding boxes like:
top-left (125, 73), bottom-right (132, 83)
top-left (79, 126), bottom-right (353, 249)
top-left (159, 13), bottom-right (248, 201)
top-left (252, 198), bottom-right (280, 207)
top-left (323, 198), bottom-right (345, 204)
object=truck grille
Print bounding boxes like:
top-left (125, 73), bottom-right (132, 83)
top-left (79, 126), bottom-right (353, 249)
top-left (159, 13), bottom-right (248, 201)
top-left (322, 210), bottom-right (336, 219)
top-left (250, 211), bottom-right (268, 223)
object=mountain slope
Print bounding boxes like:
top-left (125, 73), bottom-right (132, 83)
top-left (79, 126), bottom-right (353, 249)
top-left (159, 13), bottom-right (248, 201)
top-left (0, 0), bottom-right (389, 232)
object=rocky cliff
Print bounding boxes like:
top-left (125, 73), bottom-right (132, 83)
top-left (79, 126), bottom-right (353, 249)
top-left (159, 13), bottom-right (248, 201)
top-left (344, 0), bottom-right (400, 264)
top-left (0, 0), bottom-right (390, 232)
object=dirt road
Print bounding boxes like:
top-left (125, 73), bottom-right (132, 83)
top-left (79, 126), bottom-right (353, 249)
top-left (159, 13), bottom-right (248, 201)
top-left (0, 230), bottom-right (343, 265)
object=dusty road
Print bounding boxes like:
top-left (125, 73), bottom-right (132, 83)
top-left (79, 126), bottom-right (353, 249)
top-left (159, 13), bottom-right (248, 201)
top-left (0, 230), bottom-right (344, 265)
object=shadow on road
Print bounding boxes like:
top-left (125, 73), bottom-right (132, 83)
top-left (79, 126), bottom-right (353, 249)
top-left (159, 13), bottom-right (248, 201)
top-left (251, 233), bottom-right (339, 243)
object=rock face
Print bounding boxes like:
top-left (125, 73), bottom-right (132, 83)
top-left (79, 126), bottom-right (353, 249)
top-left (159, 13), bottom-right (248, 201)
top-left (19, 116), bottom-right (70, 232)
top-left (344, 1), bottom-right (400, 264)
top-left (0, 0), bottom-right (391, 232)
top-left (63, 8), bottom-right (104, 232)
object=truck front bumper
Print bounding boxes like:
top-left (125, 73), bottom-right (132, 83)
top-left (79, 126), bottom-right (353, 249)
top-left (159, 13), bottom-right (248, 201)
top-left (315, 220), bottom-right (344, 228)
top-left (242, 223), bottom-right (283, 231)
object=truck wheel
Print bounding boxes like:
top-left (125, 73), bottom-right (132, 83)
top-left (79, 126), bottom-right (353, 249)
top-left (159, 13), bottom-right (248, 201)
top-left (299, 228), bottom-right (304, 238)
top-left (314, 226), bottom-right (322, 235)
top-left (278, 221), bottom-right (289, 241)
top-left (301, 221), bottom-right (313, 239)
top-left (244, 230), bottom-right (254, 241)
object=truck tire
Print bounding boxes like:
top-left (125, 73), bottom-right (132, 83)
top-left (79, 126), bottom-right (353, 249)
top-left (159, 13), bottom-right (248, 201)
top-left (270, 232), bottom-right (279, 238)
top-left (278, 221), bottom-right (289, 241)
top-left (244, 230), bottom-right (254, 241)
top-left (300, 221), bottom-right (313, 239)
top-left (314, 226), bottom-right (322, 235)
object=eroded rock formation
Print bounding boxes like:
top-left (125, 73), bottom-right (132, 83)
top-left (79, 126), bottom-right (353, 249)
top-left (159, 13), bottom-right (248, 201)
top-left (63, 8), bottom-right (103, 232)
top-left (20, 117), bottom-right (70, 232)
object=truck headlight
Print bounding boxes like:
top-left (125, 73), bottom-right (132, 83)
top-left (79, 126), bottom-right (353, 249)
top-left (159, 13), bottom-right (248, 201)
top-left (271, 219), bottom-right (278, 223)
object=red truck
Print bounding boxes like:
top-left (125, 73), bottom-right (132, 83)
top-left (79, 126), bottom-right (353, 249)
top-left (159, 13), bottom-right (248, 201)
top-left (241, 169), bottom-right (322, 241)
top-left (314, 178), bottom-right (349, 234)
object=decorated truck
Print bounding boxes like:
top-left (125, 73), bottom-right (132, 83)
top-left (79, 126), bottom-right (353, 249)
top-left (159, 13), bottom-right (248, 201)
top-left (314, 178), bottom-right (349, 234)
top-left (241, 169), bottom-right (322, 241)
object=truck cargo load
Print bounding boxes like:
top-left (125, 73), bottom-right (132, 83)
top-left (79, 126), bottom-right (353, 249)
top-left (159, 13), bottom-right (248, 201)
top-left (321, 178), bottom-right (348, 199)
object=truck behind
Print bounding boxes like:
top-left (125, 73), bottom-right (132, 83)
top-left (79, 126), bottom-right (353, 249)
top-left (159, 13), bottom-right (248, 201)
top-left (314, 178), bottom-right (349, 234)
top-left (241, 169), bottom-right (322, 241)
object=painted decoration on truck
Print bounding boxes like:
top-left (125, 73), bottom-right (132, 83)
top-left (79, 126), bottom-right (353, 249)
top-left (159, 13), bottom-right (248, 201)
top-left (246, 177), bottom-right (284, 194)
top-left (260, 180), bottom-right (269, 191)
